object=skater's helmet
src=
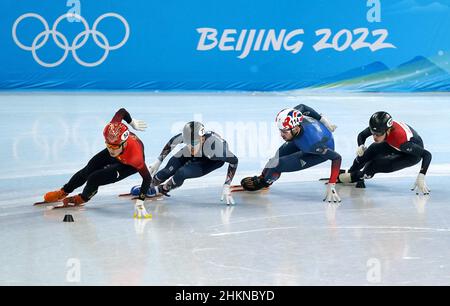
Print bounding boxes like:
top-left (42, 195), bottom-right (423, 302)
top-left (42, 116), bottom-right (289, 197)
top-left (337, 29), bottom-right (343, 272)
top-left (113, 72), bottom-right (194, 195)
top-left (183, 121), bottom-right (205, 146)
top-left (369, 111), bottom-right (393, 135)
top-left (103, 122), bottom-right (130, 147)
top-left (276, 108), bottom-right (303, 130)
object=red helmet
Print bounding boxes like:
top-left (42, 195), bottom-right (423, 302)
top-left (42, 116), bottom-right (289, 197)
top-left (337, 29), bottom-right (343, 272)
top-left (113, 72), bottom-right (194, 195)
top-left (103, 122), bottom-right (129, 146)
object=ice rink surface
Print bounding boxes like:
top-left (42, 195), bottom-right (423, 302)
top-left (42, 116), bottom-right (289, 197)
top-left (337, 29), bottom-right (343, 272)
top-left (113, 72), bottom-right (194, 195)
top-left (0, 92), bottom-right (449, 285)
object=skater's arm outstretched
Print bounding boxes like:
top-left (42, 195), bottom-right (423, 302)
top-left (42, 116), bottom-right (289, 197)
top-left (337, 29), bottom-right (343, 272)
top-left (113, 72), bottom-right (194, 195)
top-left (315, 148), bottom-right (342, 184)
top-left (158, 133), bottom-right (184, 162)
top-left (294, 104), bottom-right (337, 132)
top-left (147, 133), bottom-right (184, 177)
top-left (111, 108), bottom-right (147, 131)
top-left (321, 149), bottom-right (342, 203)
top-left (206, 135), bottom-right (239, 205)
top-left (400, 141), bottom-right (432, 195)
top-left (136, 165), bottom-right (152, 200)
top-left (218, 149), bottom-right (238, 205)
top-left (209, 144), bottom-right (239, 185)
top-left (399, 142), bottom-right (432, 175)
top-left (111, 108), bottom-right (133, 124)
top-left (294, 104), bottom-right (322, 121)
top-left (205, 135), bottom-right (239, 185)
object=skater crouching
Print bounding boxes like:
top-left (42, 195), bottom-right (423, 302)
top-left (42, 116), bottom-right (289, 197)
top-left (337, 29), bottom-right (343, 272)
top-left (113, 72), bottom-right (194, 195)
top-left (43, 108), bottom-right (153, 218)
top-left (339, 111), bottom-right (432, 195)
top-left (241, 104), bottom-right (342, 203)
top-left (131, 121), bottom-right (238, 205)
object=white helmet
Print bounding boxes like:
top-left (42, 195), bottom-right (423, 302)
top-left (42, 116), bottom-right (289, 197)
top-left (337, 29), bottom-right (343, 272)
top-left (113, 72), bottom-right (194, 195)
top-left (275, 108), bottom-right (303, 130)
top-left (182, 121), bottom-right (205, 146)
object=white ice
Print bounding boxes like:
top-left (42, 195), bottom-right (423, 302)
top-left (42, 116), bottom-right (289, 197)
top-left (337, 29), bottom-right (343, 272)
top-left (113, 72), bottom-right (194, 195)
top-left (0, 92), bottom-right (449, 285)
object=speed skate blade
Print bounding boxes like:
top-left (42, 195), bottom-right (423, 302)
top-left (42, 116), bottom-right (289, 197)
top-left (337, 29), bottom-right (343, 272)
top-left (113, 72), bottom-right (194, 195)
top-left (33, 200), bottom-right (61, 206)
top-left (119, 193), bottom-right (165, 200)
top-left (230, 185), bottom-right (244, 192)
top-left (146, 194), bottom-right (165, 201)
top-left (51, 203), bottom-right (85, 210)
top-left (51, 204), bottom-right (68, 210)
top-left (230, 185), bottom-right (269, 193)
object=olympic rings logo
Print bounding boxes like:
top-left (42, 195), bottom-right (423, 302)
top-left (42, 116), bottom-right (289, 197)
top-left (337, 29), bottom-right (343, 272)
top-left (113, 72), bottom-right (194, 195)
top-left (12, 13), bottom-right (130, 68)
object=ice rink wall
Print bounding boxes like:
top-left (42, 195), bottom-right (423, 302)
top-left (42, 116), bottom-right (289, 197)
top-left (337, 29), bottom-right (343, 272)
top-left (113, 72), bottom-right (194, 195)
top-left (1, 0), bottom-right (450, 92)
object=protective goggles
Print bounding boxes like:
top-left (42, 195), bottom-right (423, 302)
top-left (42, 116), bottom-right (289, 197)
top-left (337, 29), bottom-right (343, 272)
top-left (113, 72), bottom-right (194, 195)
top-left (105, 141), bottom-right (125, 150)
top-left (370, 129), bottom-right (386, 137)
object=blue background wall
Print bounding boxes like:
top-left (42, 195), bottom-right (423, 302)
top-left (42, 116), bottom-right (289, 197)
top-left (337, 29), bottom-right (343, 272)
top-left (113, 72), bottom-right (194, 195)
top-left (1, 0), bottom-right (449, 91)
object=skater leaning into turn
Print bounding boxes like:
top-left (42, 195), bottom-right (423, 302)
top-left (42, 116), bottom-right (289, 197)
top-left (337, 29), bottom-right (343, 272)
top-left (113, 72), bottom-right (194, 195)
top-left (240, 104), bottom-right (342, 203)
top-left (131, 121), bottom-right (238, 205)
top-left (42, 108), bottom-right (153, 218)
top-left (338, 111), bottom-right (432, 195)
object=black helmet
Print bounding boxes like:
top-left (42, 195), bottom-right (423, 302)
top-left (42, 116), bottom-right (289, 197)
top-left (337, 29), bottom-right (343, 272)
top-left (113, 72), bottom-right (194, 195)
top-left (369, 111), bottom-right (393, 135)
top-left (182, 121), bottom-right (205, 146)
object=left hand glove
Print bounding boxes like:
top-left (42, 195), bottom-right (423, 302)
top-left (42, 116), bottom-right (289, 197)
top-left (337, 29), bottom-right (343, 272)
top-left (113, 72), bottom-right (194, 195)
top-left (323, 183), bottom-right (341, 204)
top-left (221, 184), bottom-right (235, 205)
top-left (134, 199), bottom-right (152, 219)
top-left (411, 173), bottom-right (430, 195)
top-left (356, 145), bottom-right (367, 157)
top-left (130, 119), bottom-right (148, 132)
top-left (320, 115), bottom-right (337, 133)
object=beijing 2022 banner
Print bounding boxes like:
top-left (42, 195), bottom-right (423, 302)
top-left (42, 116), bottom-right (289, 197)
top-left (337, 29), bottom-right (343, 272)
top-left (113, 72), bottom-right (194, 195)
top-left (0, 0), bottom-right (449, 91)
